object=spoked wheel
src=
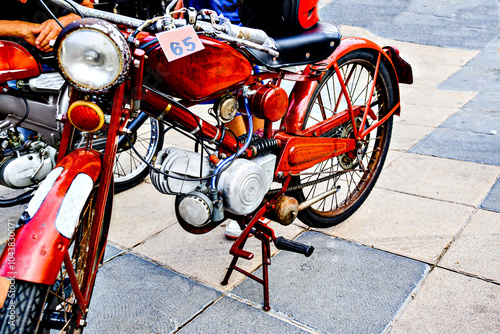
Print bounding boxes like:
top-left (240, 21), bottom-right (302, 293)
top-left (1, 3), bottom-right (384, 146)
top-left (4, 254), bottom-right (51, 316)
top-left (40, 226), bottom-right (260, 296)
top-left (0, 186), bottom-right (112, 334)
top-left (290, 50), bottom-right (396, 228)
top-left (114, 115), bottom-right (164, 192)
top-left (73, 113), bottom-right (163, 193)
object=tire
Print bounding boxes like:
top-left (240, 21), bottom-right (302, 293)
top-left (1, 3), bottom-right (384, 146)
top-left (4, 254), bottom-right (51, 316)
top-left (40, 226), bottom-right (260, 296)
top-left (0, 185), bottom-right (112, 333)
top-left (290, 50), bottom-right (395, 228)
top-left (114, 116), bottom-right (164, 192)
top-left (0, 280), bottom-right (46, 334)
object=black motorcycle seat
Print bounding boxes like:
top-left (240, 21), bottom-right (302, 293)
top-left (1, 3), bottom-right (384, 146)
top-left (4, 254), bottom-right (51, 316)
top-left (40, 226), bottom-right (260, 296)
top-left (245, 22), bottom-right (341, 69)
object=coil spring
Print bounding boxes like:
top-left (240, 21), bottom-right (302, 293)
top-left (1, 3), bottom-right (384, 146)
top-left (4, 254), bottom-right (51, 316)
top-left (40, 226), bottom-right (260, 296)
top-left (237, 135), bottom-right (278, 157)
top-left (309, 62), bottom-right (329, 76)
top-left (252, 138), bottom-right (278, 157)
top-left (236, 133), bottom-right (257, 144)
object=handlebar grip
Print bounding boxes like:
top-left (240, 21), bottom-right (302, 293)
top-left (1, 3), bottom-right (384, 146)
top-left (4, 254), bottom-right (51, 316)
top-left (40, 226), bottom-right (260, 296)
top-left (275, 237), bottom-right (314, 257)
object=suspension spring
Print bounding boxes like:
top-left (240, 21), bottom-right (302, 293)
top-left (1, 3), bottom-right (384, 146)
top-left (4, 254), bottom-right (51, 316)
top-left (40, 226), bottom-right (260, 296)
top-left (250, 138), bottom-right (278, 157)
top-left (236, 135), bottom-right (278, 157)
top-left (309, 62), bottom-right (329, 76)
top-left (236, 133), bottom-right (256, 144)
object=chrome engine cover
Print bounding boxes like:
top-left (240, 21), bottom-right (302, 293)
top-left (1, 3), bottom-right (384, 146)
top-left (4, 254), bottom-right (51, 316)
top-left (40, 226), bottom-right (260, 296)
top-left (0, 144), bottom-right (57, 188)
top-left (150, 147), bottom-right (213, 195)
top-left (177, 191), bottom-right (213, 227)
top-left (217, 154), bottom-right (276, 215)
top-left (28, 72), bottom-right (66, 93)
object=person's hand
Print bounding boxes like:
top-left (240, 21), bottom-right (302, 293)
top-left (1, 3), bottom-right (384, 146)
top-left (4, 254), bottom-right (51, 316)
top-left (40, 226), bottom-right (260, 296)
top-left (31, 19), bottom-right (62, 52)
top-left (17, 21), bottom-right (40, 48)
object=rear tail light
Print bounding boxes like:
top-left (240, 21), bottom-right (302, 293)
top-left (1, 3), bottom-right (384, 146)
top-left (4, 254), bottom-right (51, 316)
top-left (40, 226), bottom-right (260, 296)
top-left (67, 100), bottom-right (105, 132)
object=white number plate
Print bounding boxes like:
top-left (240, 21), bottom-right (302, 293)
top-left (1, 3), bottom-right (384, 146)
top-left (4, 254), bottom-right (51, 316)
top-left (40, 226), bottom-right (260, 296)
top-left (156, 25), bottom-right (205, 62)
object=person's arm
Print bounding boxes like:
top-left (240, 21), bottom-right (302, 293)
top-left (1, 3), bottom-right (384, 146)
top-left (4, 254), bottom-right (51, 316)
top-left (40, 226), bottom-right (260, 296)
top-left (0, 20), bottom-right (39, 46)
top-left (32, 0), bottom-right (94, 52)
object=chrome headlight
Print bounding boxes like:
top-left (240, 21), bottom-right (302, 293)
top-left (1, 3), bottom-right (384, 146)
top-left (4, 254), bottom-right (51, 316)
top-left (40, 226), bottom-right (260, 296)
top-left (55, 18), bottom-right (131, 93)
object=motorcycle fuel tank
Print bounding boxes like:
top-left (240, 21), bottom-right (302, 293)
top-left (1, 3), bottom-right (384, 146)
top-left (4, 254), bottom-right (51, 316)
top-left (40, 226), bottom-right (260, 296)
top-left (0, 41), bottom-right (41, 83)
top-left (147, 36), bottom-right (252, 100)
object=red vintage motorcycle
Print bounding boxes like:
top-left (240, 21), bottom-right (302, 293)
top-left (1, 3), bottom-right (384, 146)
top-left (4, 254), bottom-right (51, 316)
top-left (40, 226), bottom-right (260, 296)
top-left (0, 0), bottom-right (412, 332)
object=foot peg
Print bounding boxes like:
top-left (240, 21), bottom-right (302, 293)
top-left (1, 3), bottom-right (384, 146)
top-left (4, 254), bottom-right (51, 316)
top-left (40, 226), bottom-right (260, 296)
top-left (275, 236), bottom-right (314, 257)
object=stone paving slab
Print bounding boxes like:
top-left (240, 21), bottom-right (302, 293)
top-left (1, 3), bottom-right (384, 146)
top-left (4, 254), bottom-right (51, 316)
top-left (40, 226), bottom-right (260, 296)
top-left (439, 209), bottom-right (500, 282)
top-left (132, 220), bottom-right (306, 290)
top-left (384, 150), bottom-right (405, 167)
top-left (410, 128), bottom-right (500, 166)
top-left (317, 188), bottom-right (473, 264)
top-left (464, 91), bottom-right (500, 112)
top-left (390, 268), bottom-right (500, 333)
top-left (178, 297), bottom-right (309, 334)
top-left (438, 66), bottom-right (500, 92)
top-left (390, 122), bottom-right (434, 151)
top-left (231, 232), bottom-right (429, 334)
top-left (439, 108), bottom-right (500, 136)
top-left (108, 181), bottom-right (179, 248)
top-left (322, 0), bottom-right (498, 49)
top-left (481, 178), bottom-right (500, 212)
top-left (376, 153), bottom-right (500, 206)
top-left (395, 103), bottom-right (462, 128)
top-left (86, 253), bottom-right (222, 334)
top-left (464, 49), bottom-right (500, 70)
top-left (103, 244), bottom-right (124, 262)
top-left (0, 187), bottom-right (28, 244)
top-left (400, 88), bottom-right (476, 109)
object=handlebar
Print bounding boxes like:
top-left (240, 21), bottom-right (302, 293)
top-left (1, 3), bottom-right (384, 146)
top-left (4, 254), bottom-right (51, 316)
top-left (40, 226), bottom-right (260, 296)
top-left (45, 0), bottom-right (279, 57)
top-left (47, 0), bottom-right (144, 27)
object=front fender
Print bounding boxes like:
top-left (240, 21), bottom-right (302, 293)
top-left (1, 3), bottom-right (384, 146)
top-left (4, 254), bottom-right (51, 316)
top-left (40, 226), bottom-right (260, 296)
top-left (0, 149), bottom-right (101, 285)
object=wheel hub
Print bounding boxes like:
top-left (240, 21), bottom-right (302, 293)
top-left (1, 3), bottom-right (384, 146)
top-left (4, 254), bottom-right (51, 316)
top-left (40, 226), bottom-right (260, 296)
top-left (338, 117), bottom-right (367, 170)
top-left (118, 130), bottom-right (136, 152)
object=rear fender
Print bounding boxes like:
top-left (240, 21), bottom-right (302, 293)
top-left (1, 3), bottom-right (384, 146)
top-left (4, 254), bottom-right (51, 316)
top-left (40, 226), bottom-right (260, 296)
top-left (282, 38), bottom-right (408, 134)
top-left (324, 38), bottom-right (406, 116)
top-left (0, 149), bottom-right (101, 285)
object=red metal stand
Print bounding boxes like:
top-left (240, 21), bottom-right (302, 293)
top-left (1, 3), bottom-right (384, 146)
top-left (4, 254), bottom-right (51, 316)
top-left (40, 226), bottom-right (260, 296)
top-left (221, 209), bottom-right (277, 311)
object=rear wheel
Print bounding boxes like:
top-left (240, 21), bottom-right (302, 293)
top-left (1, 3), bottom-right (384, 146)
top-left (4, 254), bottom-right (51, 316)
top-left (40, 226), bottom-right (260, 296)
top-left (290, 50), bottom-right (395, 228)
top-left (0, 185), bottom-right (112, 333)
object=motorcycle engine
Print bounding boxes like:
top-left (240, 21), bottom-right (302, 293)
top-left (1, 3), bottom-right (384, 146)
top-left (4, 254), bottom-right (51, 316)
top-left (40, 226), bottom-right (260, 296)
top-left (217, 154), bottom-right (276, 215)
top-left (150, 147), bottom-right (213, 195)
top-left (0, 71), bottom-right (67, 189)
top-left (150, 147), bottom-right (276, 230)
top-left (0, 132), bottom-right (58, 188)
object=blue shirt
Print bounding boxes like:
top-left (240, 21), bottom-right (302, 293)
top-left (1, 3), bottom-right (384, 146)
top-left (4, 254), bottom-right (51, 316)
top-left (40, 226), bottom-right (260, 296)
top-left (184, 0), bottom-right (240, 24)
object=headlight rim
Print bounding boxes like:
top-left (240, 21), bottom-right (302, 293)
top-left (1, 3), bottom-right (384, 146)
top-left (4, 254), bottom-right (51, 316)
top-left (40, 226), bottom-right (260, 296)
top-left (55, 18), bottom-right (132, 93)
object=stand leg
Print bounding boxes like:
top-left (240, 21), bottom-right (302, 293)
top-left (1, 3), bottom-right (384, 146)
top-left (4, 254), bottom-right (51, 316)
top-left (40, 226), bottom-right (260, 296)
top-left (260, 234), bottom-right (271, 311)
top-left (221, 234), bottom-right (250, 285)
top-left (221, 220), bottom-right (276, 311)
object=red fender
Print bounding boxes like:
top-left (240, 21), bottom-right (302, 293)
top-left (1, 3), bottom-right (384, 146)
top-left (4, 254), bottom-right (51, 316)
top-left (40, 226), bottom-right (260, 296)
top-left (0, 149), bottom-right (101, 285)
top-left (281, 37), bottom-right (408, 134)
top-left (0, 40), bottom-right (41, 83)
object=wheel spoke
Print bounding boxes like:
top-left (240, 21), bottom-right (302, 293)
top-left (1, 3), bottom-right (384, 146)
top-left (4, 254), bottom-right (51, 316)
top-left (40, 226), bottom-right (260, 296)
top-left (293, 52), bottom-right (393, 228)
top-left (113, 118), bottom-right (162, 189)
